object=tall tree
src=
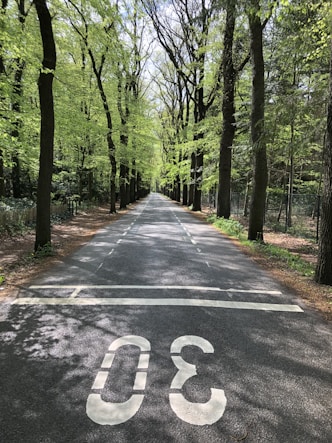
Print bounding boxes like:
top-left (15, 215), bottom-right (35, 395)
top-left (143, 0), bottom-right (221, 211)
top-left (247, 0), bottom-right (268, 241)
top-left (0, 0), bottom-right (7, 197)
top-left (67, 0), bottom-right (118, 213)
top-left (217, 0), bottom-right (236, 218)
top-left (34, 0), bottom-right (56, 250)
top-left (315, 37), bottom-right (332, 285)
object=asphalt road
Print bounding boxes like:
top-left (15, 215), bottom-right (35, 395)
top-left (1, 193), bottom-right (331, 442)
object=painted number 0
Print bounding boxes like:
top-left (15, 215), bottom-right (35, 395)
top-left (86, 335), bottom-right (227, 426)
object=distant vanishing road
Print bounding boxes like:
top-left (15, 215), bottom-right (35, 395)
top-left (0, 193), bottom-right (331, 442)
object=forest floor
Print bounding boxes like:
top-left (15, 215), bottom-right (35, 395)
top-left (0, 201), bottom-right (331, 323)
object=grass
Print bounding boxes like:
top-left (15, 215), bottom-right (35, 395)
top-left (207, 215), bottom-right (315, 278)
top-left (207, 215), bottom-right (245, 239)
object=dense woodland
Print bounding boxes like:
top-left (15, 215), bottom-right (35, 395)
top-left (0, 0), bottom-right (332, 284)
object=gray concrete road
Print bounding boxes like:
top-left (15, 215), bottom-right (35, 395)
top-left (0, 193), bottom-right (331, 442)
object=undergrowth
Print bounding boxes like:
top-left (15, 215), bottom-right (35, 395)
top-left (207, 215), bottom-right (315, 277)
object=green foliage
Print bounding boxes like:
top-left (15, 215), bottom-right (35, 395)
top-left (33, 242), bottom-right (55, 259)
top-left (249, 242), bottom-right (315, 277)
top-left (207, 215), bottom-right (245, 238)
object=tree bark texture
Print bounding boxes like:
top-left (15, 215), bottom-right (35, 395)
top-left (247, 0), bottom-right (268, 241)
top-left (0, 0), bottom-right (7, 197)
top-left (217, 0), bottom-right (236, 219)
top-left (315, 39), bottom-right (332, 285)
top-left (34, 0), bottom-right (56, 251)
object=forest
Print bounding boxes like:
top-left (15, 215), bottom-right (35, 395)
top-left (0, 0), bottom-right (332, 284)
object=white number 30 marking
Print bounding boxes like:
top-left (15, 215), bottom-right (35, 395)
top-left (86, 335), bottom-right (227, 426)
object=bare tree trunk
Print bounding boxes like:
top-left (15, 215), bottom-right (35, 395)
top-left (315, 39), bottom-right (332, 285)
top-left (247, 0), bottom-right (268, 242)
top-left (34, 0), bottom-right (56, 251)
top-left (217, 0), bottom-right (236, 219)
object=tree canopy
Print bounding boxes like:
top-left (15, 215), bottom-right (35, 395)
top-left (0, 0), bottom-right (331, 278)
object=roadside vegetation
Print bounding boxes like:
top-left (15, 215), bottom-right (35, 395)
top-left (206, 214), bottom-right (331, 321)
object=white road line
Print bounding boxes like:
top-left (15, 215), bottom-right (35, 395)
top-left (29, 285), bottom-right (223, 291)
top-left (108, 249), bottom-right (114, 256)
top-left (69, 286), bottom-right (84, 298)
top-left (191, 238), bottom-right (197, 245)
top-left (12, 297), bottom-right (303, 312)
top-left (27, 285), bottom-right (283, 295)
top-left (117, 239), bottom-right (122, 244)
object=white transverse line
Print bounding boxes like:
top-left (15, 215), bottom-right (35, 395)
top-left (28, 285), bottom-right (283, 295)
top-left (12, 297), bottom-right (303, 312)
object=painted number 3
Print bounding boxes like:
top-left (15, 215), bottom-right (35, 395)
top-left (86, 335), bottom-right (227, 426)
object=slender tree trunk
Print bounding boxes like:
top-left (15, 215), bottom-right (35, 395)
top-left (0, 1), bottom-right (6, 197)
top-left (183, 183), bottom-right (188, 206)
top-left (34, 0), bottom-right (56, 251)
top-left (287, 151), bottom-right (294, 228)
top-left (315, 39), bottom-right (332, 285)
top-left (130, 160), bottom-right (136, 203)
top-left (189, 153), bottom-right (195, 206)
top-left (247, 0), bottom-right (268, 241)
top-left (119, 161), bottom-right (127, 209)
top-left (11, 60), bottom-right (25, 198)
top-left (217, 0), bottom-right (236, 219)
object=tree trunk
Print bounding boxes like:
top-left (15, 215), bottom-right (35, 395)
top-left (119, 162), bottom-right (127, 209)
top-left (217, 0), bottom-right (236, 219)
top-left (315, 39), bottom-right (332, 285)
top-left (182, 183), bottom-right (188, 206)
top-left (130, 161), bottom-right (136, 203)
top-left (247, 0), bottom-right (268, 242)
top-left (34, 0), bottom-right (56, 251)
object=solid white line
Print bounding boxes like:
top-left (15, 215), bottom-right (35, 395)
top-left (12, 297), bottom-right (303, 312)
top-left (28, 284), bottom-right (283, 295)
top-left (29, 284), bottom-right (223, 291)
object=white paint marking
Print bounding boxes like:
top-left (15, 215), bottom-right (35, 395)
top-left (92, 371), bottom-right (108, 390)
top-left (29, 284), bottom-right (223, 291)
top-left (122, 231), bottom-right (127, 236)
top-left (133, 372), bottom-right (148, 390)
top-left (117, 239), bottom-right (122, 244)
top-left (69, 286), bottom-right (84, 298)
top-left (101, 353), bottom-right (115, 369)
top-left (108, 249), bottom-right (114, 256)
top-left (28, 284), bottom-right (284, 295)
top-left (205, 261), bottom-right (210, 268)
top-left (86, 393), bottom-right (144, 426)
top-left (138, 353), bottom-right (150, 369)
top-left (13, 297), bottom-right (303, 312)
top-left (191, 238), bottom-right (197, 245)
top-left (169, 335), bottom-right (227, 425)
top-left (197, 248), bottom-right (201, 253)
top-left (97, 263), bottom-right (103, 271)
